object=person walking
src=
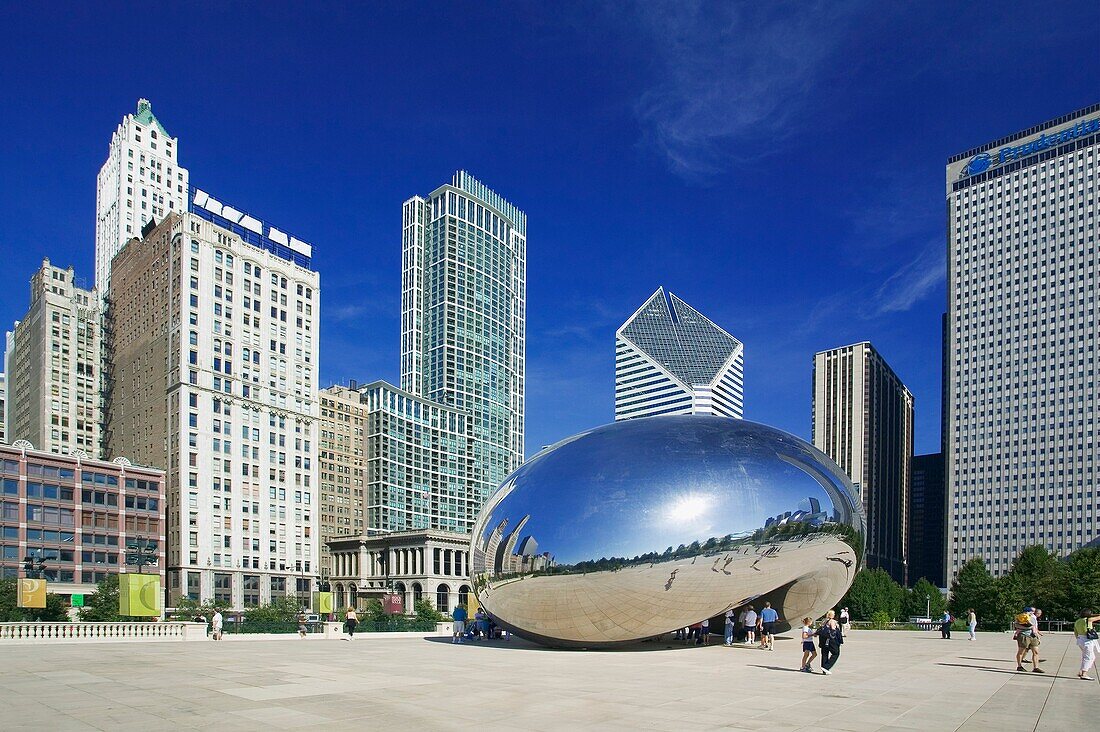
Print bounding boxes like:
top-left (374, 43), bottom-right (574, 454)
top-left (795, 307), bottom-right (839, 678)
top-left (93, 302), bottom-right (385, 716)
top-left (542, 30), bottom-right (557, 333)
top-left (700, 617), bottom-right (710, 645)
top-left (1013, 606), bottom-right (1043, 673)
top-left (743, 606), bottom-right (758, 646)
top-left (1073, 609), bottom-right (1100, 681)
top-left (452, 604), bottom-right (468, 644)
top-left (800, 617), bottom-right (818, 672)
top-left (345, 606), bottom-right (358, 640)
top-left (737, 607), bottom-right (748, 643)
top-left (760, 602), bottom-right (779, 650)
top-left (724, 609), bottom-right (736, 646)
top-left (940, 609), bottom-right (952, 639)
top-left (817, 610), bottom-right (843, 674)
top-left (839, 607), bottom-right (851, 636)
top-left (211, 609), bottom-right (223, 641)
top-left (967, 609), bottom-right (977, 641)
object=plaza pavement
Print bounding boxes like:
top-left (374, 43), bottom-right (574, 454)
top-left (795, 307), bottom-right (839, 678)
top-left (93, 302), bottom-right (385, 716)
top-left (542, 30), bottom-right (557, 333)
top-left (0, 630), bottom-right (1096, 731)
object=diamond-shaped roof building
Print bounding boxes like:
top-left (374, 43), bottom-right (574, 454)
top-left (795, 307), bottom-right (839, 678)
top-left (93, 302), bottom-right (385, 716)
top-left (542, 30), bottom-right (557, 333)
top-left (615, 288), bottom-right (744, 420)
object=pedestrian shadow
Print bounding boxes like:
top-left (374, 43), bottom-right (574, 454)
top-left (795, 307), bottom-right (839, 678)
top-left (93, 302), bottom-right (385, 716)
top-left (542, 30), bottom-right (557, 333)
top-left (936, 662), bottom-right (1052, 677)
top-left (747, 664), bottom-right (810, 674)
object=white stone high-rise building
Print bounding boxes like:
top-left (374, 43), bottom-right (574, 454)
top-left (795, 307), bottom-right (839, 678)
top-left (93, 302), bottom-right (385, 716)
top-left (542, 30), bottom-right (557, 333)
top-left (105, 195), bottom-right (320, 610)
top-left (4, 259), bottom-right (102, 457)
top-left (400, 171), bottom-right (525, 525)
top-left (946, 103), bottom-right (1100, 579)
top-left (95, 99), bottom-right (189, 294)
top-left (812, 342), bottom-right (913, 585)
top-left (615, 287), bottom-right (744, 420)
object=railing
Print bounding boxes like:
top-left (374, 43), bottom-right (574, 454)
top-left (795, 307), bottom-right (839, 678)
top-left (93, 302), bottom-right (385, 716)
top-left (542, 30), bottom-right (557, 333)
top-left (0, 622), bottom-right (208, 642)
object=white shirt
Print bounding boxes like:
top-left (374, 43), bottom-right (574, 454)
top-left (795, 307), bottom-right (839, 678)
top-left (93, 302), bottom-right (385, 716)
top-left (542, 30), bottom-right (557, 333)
top-left (212, 612), bottom-right (223, 629)
top-left (744, 610), bottom-right (758, 626)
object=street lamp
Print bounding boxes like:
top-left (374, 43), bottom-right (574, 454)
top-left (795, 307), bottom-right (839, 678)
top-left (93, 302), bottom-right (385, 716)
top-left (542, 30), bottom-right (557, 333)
top-left (22, 552), bottom-right (46, 579)
top-left (125, 539), bottom-right (159, 573)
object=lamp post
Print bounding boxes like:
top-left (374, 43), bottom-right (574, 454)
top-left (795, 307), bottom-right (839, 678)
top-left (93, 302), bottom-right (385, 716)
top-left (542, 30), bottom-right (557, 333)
top-left (125, 539), bottom-right (159, 574)
top-left (925, 595), bottom-right (930, 619)
top-left (22, 552), bottom-right (46, 579)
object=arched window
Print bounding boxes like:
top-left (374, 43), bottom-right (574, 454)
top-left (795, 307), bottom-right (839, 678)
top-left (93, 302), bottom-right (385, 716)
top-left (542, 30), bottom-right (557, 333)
top-left (412, 582), bottom-right (423, 603)
top-left (436, 584), bottom-right (451, 612)
top-left (348, 584), bottom-right (357, 610)
top-left (458, 585), bottom-right (471, 607)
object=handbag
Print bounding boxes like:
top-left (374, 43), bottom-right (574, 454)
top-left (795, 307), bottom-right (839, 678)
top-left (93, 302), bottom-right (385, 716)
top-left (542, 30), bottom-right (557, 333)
top-left (1087, 628), bottom-right (1099, 641)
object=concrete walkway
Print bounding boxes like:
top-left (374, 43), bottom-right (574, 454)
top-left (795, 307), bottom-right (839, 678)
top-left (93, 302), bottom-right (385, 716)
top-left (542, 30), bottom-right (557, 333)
top-left (0, 630), bottom-right (1095, 730)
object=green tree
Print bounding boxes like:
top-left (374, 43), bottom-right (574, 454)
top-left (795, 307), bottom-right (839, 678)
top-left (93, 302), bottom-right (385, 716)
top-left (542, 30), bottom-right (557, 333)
top-left (363, 598), bottom-right (386, 622)
top-left (414, 598), bottom-right (442, 624)
top-left (948, 557), bottom-right (1011, 630)
top-left (1054, 547), bottom-right (1100, 618)
top-left (170, 595), bottom-right (228, 620)
top-left (1006, 545), bottom-right (1060, 613)
top-left (839, 568), bottom-right (904, 620)
top-left (243, 596), bottom-right (302, 623)
top-left (902, 578), bottom-right (946, 619)
top-left (0, 579), bottom-right (70, 621)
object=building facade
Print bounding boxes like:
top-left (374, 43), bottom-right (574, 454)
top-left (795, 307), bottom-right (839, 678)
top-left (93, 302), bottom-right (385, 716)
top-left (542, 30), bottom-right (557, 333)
top-left (5, 259), bottom-right (103, 458)
top-left (95, 99), bottom-right (189, 294)
top-left (105, 197), bottom-right (320, 610)
top-left (909, 452), bottom-right (945, 587)
top-left (946, 104), bottom-right (1100, 578)
top-left (813, 342), bottom-right (913, 584)
top-left (327, 529), bottom-right (473, 613)
top-left (318, 383), bottom-right (366, 573)
top-left (0, 442), bottom-right (165, 602)
top-left (360, 380), bottom-right (475, 533)
top-left (615, 287), bottom-right (744, 420)
top-left (400, 171), bottom-right (526, 512)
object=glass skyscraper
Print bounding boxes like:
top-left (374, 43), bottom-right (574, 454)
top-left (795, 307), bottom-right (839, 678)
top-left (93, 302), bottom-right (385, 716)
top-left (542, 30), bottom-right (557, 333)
top-left (947, 103), bottom-right (1100, 578)
top-left (615, 287), bottom-right (744, 420)
top-left (401, 171), bottom-right (526, 518)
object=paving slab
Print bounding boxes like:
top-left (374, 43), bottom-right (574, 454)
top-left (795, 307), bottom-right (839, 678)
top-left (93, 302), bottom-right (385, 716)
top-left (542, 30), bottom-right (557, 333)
top-left (1, 630), bottom-right (1096, 730)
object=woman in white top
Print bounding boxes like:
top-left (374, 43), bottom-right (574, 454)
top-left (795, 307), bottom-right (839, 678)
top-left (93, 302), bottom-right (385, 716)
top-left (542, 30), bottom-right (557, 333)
top-left (800, 617), bottom-right (818, 672)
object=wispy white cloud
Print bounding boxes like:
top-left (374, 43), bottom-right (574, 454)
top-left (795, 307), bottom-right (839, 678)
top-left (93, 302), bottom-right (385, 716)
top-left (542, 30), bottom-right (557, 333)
top-left (631, 0), bottom-right (863, 179)
top-left (870, 243), bottom-right (945, 315)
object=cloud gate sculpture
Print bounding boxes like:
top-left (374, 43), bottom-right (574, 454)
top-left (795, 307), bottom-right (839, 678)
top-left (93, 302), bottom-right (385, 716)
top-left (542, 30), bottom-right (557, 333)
top-left (471, 416), bottom-right (865, 648)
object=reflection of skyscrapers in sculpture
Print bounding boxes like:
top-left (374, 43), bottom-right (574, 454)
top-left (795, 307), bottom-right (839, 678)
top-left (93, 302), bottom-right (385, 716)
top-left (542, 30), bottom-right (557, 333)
top-left (472, 513), bottom-right (551, 575)
top-left (400, 172), bottom-right (526, 522)
top-left (764, 497), bottom-right (828, 529)
top-left (615, 287), bottom-right (744, 420)
top-left (813, 342), bottom-right (913, 585)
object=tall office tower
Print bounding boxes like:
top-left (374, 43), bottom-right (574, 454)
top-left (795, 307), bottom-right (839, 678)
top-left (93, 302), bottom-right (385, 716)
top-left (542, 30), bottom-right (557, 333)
top-left (360, 380), bottom-right (476, 533)
top-left (908, 453), bottom-right (946, 586)
top-left (947, 104), bottom-right (1100, 579)
top-left (0, 371), bottom-right (6, 443)
top-left (4, 259), bottom-right (103, 457)
top-left (318, 382), bottom-right (367, 573)
top-left (813, 342), bottom-right (914, 584)
top-left (105, 192), bottom-right (320, 609)
top-left (95, 99), bottom-right (189, 294)
top-left (614, 287), bottom-right (744, 421)
top-left (400, 171), bottom-right (526, 514)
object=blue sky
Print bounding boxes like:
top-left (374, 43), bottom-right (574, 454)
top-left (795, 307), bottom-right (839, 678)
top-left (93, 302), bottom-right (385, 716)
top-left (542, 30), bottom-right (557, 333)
top-left (0, 2), bottom-right (1097, 456)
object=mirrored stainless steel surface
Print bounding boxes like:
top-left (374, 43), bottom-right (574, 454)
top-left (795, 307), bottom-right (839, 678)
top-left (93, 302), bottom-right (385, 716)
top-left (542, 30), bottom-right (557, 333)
top-left (471, 415), bottom-right (865, 648)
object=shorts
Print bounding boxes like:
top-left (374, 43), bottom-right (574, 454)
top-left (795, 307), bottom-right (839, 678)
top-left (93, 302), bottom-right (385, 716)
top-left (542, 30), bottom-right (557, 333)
top-left (762, 622), bottom-right (775, 635)
top-left (802, 640), bottom-right (815, 652)
top-left (1016, 633), bottom-right (1040, 650)
top-left (453, 620), bottom-right (466, 634)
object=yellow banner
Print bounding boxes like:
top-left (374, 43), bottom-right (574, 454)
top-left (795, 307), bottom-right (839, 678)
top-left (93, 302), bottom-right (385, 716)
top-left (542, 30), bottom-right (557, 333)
top-left (119, 574), bottom-right (162, 617)
top-left (18, 579), bottom-right (47, 609)
top-left (313, 591), bottom-right (334, 614)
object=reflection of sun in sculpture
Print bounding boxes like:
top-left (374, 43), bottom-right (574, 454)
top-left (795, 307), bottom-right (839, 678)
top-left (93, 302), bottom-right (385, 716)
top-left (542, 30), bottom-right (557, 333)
top-left (471, 415), bottom-right (865, 648)
top-left (665, 493), bottom-right (708, 523)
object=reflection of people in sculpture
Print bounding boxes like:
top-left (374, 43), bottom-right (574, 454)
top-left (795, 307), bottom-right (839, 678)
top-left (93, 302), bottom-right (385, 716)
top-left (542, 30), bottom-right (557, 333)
top-left (664, 568), bottom-right (678, 591)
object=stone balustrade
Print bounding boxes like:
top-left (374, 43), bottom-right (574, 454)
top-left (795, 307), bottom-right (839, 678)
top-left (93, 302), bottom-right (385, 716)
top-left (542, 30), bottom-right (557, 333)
top-left (0, 621), bottom-right (209, 643)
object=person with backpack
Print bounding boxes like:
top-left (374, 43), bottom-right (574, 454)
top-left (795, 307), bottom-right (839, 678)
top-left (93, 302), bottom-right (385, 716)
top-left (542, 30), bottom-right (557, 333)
top-left (817, 609), bottom-right (843, 674)
top-left (1013, 606), bottom-right (1043, 673)
top-left (1073, 609), bottom-right (1100, 681)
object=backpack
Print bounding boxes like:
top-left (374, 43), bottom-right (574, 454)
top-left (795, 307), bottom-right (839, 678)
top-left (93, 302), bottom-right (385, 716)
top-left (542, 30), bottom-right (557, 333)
top-left (1014, 612), bottom-right (1031, 627)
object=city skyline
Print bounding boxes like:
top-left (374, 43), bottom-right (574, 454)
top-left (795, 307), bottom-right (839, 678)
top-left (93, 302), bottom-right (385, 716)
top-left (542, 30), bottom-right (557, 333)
top-left (0, 4), bottom-right (1097, 461)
